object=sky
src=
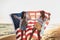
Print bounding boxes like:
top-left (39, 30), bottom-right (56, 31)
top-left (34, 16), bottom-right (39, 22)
top-left (0, 0), bottom-right (60, 24)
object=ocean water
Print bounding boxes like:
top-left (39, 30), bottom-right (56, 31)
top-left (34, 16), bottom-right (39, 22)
top-left (0, 24), bottom-right (15, 36)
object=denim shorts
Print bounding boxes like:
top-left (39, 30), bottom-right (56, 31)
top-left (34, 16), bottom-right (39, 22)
top-left (21, 26), bottom-right (26, 30)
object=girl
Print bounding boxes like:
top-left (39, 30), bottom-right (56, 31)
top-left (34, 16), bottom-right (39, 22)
top-left (13, 11), bottom-right (27, 30)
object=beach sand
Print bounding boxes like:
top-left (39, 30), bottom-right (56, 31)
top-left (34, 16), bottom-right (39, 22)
top-left (0, 34), bottom-right (16, 40)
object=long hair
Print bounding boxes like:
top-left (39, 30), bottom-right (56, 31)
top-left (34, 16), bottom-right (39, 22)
top-left (21, 11), bottom-right (27, 26)
top-left (40, 10), bottom-right (45, 21)
top-left (21, 11), bottom-right (26, 19)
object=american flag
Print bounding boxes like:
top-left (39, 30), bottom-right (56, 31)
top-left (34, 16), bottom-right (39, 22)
top-left (15, 10), bottom-right (51, 40)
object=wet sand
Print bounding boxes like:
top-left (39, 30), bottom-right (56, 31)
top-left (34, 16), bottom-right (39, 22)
top-left (0, 34), bottom-right (16, 40)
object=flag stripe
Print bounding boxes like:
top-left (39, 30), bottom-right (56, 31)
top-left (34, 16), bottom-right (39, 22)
top-left (16, 11), bottom-right (50, 40)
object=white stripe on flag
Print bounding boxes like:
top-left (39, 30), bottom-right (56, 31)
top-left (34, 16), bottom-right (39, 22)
top-left (16, 28), bottom-right (20, 32)
top-left (26, 27), bottom-right (33, 30)
top-left (27, 24), bottom-right (34, 26)
top-left (26, 30), bottom-right (32, 35)
top-left (33, 33), bottom-right (38, 37)
top-left (17, 37), bottom-right (21, 40)
top-left (16, 32), bottom-right (21, 37)
top-left (23, 35), bottom-right (26, 38)
top-left (30, 13), bottom-right (35, 15)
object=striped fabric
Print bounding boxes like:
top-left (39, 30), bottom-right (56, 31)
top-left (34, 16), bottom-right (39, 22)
top-left (16, 11), bottom-right (50, 40)
top-left (26, 20), bottom-right (39, 40)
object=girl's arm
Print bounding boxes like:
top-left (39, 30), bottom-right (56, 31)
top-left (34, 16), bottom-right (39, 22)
top-left (13, 15), bottom-right (21, 20)
top-left (45, 15), bottom-right (50, 25)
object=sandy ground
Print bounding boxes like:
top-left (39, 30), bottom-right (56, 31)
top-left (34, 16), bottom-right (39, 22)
top-left (41, 24), bottom-right (60, 40)
top-left (0, 34), bottom-right (16, 40)
top-left (0, 24), bottom-right (60, 40)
